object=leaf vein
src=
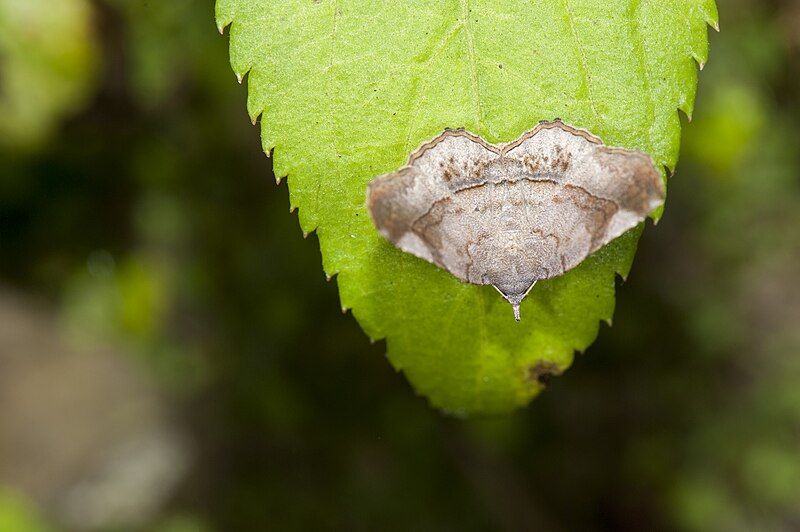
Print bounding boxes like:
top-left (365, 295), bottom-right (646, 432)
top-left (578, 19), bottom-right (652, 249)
top-left (459, 0), bottom-right (485, 133)
top-left (561, 0), bottom-right (603, 124)
top-left (628, 0), bottom-right (655, 150)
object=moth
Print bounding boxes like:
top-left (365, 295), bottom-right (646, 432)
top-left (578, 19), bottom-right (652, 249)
top-left (366, 120), bottom-right (664, 321)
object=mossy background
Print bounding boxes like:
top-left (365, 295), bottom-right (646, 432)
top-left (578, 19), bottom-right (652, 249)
top-left (2, 0), bottom-right (800, 530)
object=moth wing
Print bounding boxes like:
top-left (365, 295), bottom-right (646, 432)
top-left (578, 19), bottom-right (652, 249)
top-left (367, 132), bottom-right (497, 274)
top-left (504, 121), bottom-right (665, 245)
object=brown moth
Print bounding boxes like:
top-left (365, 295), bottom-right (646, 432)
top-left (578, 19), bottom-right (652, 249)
top-left (366, 120), bottom-right (664, 321)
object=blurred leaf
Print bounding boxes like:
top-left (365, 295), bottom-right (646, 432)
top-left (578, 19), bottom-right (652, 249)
top-left (0, 489), bottom-right (51, 532)
top-left (683, 84), bottom-right (765, 175)
top-left (61, 252), bottom-right (208, 391)
top-left (105, 0), bottom-right (226, 107)
top-left (217, 0), bottom-right (717, 413)
top-left (670, 477), bottom-right (745, 532)
top-left (0, 0), bottom-right (96, 148)
top-left (741, 444), bottom-right (800, 509)
top-left (156, 514), bottom-right (212, 532)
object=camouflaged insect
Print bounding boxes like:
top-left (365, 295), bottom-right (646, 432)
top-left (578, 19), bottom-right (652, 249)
top-left (367, 120), bottom-right (664, 320)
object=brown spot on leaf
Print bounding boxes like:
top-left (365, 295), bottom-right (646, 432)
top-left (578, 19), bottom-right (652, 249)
top-left (528, 361), bottom-right (563, 386)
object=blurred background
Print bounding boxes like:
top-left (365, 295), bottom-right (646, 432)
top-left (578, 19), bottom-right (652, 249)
top-left (0, 0), bottom-right (798, 530)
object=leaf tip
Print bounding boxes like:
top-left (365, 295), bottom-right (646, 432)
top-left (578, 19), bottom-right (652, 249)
top-left (699, 0), bottom-right (720, 32)
top-left (678, 103), bottom-right (694, 123)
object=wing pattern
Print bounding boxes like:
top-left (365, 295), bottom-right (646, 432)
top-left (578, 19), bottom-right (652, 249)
top-left (367, 120), bottom-right (664, 320)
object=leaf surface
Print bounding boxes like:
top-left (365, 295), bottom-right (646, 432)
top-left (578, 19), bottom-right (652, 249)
top-left (217, 0), bottom-right (717, 414)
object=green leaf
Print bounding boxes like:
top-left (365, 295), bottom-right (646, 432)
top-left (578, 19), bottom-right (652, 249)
top-left (217, 0), bottom-right (717, 414)
top-left (0, 0), bottom-right (97, 148)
